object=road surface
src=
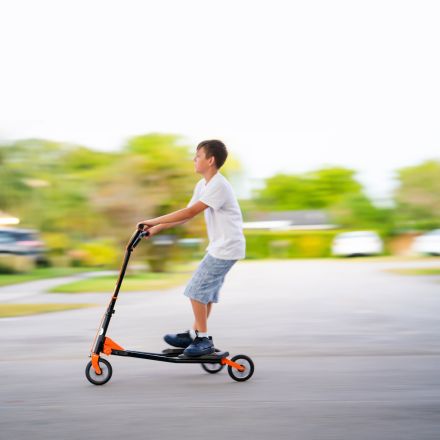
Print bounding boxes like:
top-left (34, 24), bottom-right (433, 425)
top-left (1, 259), bottom-right (440, 439)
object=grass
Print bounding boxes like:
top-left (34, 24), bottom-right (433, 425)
top-left (0, 267), bottom-right (97, 287)
top-left (388, 267), bottom-right (440, 276)
top-left (0, 303), bottom-right (97, 318)
top-left (49, 271), bottom-right (191, 293)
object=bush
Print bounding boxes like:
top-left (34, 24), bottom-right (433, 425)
top-left (0, 254), bottom-right (36, 273)
top-left (41, 232), bottom-right (72, 255)
top-left (145, 235), bottom-right (178, 272)
top-left (68, 239), bottom-right (119, 268)
top-left (244, 230), bottom-right (339, 259)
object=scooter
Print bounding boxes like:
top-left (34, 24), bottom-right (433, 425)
top-left (85, 225), bottom-right (255, 385)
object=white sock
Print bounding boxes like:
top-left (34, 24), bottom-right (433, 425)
top-left (190, 329), bottom-right (209, 339)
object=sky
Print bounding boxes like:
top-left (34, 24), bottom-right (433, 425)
top-left (1, 0), bottom-right (439, 202)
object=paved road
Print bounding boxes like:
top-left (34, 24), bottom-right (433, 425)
top-left (1, 259), bottom-right (440, 440)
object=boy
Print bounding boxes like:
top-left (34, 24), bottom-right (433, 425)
top-left (137, 139), bottom-right (245, 357)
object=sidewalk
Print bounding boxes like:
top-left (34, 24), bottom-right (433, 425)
top-left (0, 271), bottom-right (117, 303)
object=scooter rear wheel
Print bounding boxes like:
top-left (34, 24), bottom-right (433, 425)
top-left (85, 358), bottom-right (113, 385)
top-left (201, 363), bottom-right (225, 374)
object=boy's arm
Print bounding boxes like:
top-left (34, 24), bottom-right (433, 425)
top-left (138, 201), bottom-right (208, 229)
top-left (147, 220), bottom-right (187, 236)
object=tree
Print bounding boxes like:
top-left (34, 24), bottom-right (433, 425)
top-left (0, 134), bottom-right (245, 270)
top-left (394, 160), bottom-right (440, 229)
top-left (90, 134), bottom-right (198, 233)
top-left (0, 139), bottom-right (114, 238)
top-left (253, 167), bottom-right (363, 211)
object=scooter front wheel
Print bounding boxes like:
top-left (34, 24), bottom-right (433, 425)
top-left (85, 358), bottom-right (113, 385)
top-left (227, 355), bottom-right (254, 382)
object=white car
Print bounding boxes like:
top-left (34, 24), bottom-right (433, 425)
top-left (412, 229), bottom-right (440, 256)
top-left (332, 231), bottom-right (383, 257)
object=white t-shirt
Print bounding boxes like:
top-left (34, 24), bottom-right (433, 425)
top-left (187, 172), bottom-right (246, 260)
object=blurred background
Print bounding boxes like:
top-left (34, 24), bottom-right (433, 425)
top-left (0, 0), bottom-right (439, 305)
top-left (1, 1), bottom-right (439, 284)
top-left (0, 134), bottom-right (439, 276)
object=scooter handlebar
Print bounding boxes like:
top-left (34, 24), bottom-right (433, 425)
top-left (128, 228), bottom-right (150, 250)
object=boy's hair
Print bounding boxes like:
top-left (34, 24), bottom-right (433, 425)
top-left (197, 140), bottom-right (228, 169)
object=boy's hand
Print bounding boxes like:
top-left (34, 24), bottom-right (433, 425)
top-left (142, 224), bottom-right (161, 238)
top-left (137, 221), bottom-right (154, 231)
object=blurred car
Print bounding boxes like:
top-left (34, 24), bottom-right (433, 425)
top-left (0, 227), bottom-right (48, 265)
top-left (331, 231), bottom-right (383, 257)
top-left (411, 229), bottom-right (440, 256)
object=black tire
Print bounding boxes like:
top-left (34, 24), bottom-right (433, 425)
top-left (227, 354), bottom-right (254, 382)
top-left (85, 358), bottom-right (113, 385)
top-left (201, 362), bottom-right (225, 374)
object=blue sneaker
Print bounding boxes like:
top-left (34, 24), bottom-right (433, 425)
top-left (164, 330), bottom-right (194, 348)
top-left (183, 335), bottom-right (215, 357)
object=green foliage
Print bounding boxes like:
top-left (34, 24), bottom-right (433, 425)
top-left (0, 139), bottom-right (113, 237)
top-left (91, 134), bottom-right (196, 232)
top-left (252, 166), bottom-right (395, 233)
top-left (0, 267), bottom-right (97, 287)
top-left (0, 303), bottom-right (95, 318)
top-left (0, 134), bottom-right (202, 271)
top-left (254, 167), bottom-right (363, 211)
top-left (244, 230), bottom-right (338, 259)
top-left (50, 271), bottom-right (190, 293)
top-left (69, 239), bottom-right (120, 268)
top-left (41, 232), bottom-right (72, 255)
top-left (329, 194), bottom-right (395, 233)
top-left (2, 134), bottom-right (438, 268)
top-left (394, 160), bottom-right (440, 229)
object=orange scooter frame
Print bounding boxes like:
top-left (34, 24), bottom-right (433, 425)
top-left (85, 226), bottom-right (255, 385)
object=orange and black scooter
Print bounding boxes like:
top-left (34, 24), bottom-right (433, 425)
top-left (85, 225), bottom-right (254, 385)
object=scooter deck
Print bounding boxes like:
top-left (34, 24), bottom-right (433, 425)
top-left (178, 351), bottom-right (229, 360)
top-left (162, 347), bottom-right (223, 356)
top-left (161, 347), bottom-right (229, 360)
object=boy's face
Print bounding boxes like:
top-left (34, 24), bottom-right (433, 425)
top-left (194, 147), bottom-right (216, 174)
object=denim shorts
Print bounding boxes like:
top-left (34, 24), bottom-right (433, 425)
top-left (183, 253), bottom-right (237, 304)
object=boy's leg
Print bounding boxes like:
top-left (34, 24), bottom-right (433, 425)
top-left (192, 302), bottom-right (213, 332)
top-left (190, 298), bottom-right (209, 333)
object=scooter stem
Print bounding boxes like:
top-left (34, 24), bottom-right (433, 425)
top-left (92, 227), bottom-right (148, 355)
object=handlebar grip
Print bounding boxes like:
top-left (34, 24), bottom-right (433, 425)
top-left (132, 230), bottom-right (150, 249)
